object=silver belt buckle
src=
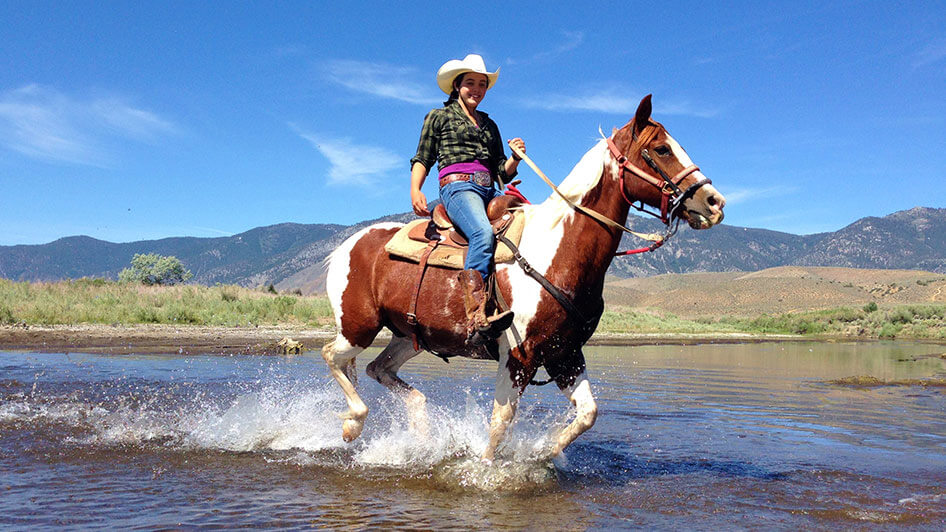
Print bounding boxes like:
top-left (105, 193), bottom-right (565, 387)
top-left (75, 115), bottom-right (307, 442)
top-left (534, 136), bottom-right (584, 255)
top-left (472, 171), bottom-right (492, 187)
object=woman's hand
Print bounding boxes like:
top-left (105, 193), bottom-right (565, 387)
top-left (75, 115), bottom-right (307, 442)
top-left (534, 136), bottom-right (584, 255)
top-left (411, 187), bottom-right (430, 217)
top-left (507, 138), bottom-right (526, 160)
top-left (410, 162), bottom-right (430, 217)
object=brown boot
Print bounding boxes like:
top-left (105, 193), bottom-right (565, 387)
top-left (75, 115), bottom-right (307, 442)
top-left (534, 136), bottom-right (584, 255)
top-left (458, 270), bottom-right (514, 345)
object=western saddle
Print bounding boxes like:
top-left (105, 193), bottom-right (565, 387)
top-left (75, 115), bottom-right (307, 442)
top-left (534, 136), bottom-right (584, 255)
top-left (407, 194), bottom-right (523, 248)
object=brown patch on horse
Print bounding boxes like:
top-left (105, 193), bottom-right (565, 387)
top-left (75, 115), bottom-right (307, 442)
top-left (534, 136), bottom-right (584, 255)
top-left (336, 228), bottom-right (388, 348)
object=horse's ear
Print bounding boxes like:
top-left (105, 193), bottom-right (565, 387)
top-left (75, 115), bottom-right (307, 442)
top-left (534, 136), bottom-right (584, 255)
top-left (634, 94), bottom-right (653, 132)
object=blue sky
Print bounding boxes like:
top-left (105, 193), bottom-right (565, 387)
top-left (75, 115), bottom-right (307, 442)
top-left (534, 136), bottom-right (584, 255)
top-left (1, 1), bottom-right (944, 245)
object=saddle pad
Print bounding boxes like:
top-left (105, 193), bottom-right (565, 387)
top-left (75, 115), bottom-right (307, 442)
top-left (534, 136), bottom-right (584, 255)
top-left (384, 210), bottom-right (526, 269)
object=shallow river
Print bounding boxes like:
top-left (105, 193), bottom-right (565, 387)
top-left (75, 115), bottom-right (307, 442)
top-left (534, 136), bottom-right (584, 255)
top-left (2, 341), bottom-right (945, 529)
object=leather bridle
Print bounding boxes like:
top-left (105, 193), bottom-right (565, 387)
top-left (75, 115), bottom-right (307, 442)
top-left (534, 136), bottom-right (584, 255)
top-left (606, 121), bottom-right (712, 225)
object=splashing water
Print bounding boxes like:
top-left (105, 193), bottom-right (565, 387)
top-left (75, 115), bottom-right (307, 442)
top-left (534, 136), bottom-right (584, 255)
top-left (0, 352), bottom-right (565, 491)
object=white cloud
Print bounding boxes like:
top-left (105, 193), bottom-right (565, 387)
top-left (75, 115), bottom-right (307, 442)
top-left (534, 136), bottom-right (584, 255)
top-left (293, 125), bottom-right (400, 186)
top-left (326, 59), bottom-right (440, 105)
top-left (0, 84), bottom-right (177, 166)
top-left (523, 86), bottom-right (720, 118)
top-left (722, 185), bottom-right (797, 205)
top-left (913, 40), bottom-right (946, 68)
top-left (92, 98), bottom-right (176, 139)
top-left (508, 30), bottom-right (584, 64)
top-left (533, 30), bottom-right (584, 60)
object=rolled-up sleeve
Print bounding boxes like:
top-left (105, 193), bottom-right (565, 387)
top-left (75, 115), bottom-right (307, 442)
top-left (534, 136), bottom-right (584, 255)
top-left (410, 110), bottom-right (440, 171)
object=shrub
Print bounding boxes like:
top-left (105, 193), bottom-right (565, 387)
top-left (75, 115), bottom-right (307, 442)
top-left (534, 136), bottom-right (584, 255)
top-left (221, 287), bottom-right (239, 302)
top-left (889, 307), bottom-right (914, 324)
top-left (118, 253), bottom-right (193, 286)
top-left (0, 304), bottom-right (15, 324)
top-left (792, 319), bottom-right (826, 335)
top-left (905, 305), bottom-right (946, 320)
top-left (878, 322), bottom-right (901, 338)
top-left (863, 302), bottom-right (878, 313)
top-left (273, 295), bottom-right (297, 315)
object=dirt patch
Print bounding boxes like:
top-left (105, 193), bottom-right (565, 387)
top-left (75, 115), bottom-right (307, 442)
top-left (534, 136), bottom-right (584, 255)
top-left (0, 324), bottom-right (339, 355)
top-left (829, 375), bottom-right (946, 388)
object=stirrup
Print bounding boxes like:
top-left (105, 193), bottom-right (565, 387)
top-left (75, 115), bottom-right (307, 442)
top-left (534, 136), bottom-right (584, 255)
top-left (469, 307), bottom-right (513, 346)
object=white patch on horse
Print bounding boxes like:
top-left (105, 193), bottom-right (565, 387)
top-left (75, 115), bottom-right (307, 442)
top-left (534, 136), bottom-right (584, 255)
top-left (551, 371), bottom-right (598, 456)
top-left (565, 373), bottom-right (596, 421)
top-left (666, 133), bottom-right (720, 212)
top-left (483, 337), bottom-right (520, 461)
top-left (665, 134), bottom-right (695, 167)
top-left (325, 222), bottom-right (404, 350)
top-left (504, 141), bottom-right (611, 349)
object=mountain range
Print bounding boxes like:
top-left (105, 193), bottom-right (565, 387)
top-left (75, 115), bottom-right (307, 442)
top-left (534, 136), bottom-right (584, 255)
top-left (1, 207), bottom-right (944, 294)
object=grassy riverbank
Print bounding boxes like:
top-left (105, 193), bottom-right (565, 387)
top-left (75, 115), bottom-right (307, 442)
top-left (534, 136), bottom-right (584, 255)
top-left (2, 278), bottom-right (945, 339)
top-left (598, 304), bottom-right (946, 339)
top-left (0, 278), bottom-right (334, 327)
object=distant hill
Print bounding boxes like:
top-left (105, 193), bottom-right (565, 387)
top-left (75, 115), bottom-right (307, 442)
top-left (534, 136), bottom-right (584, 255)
top-left (604, 266), bottom-right (946, 317)
top-left (1, 207), bottom-right (945, 293)
top-left (608, 207), bottom-right (946, 278)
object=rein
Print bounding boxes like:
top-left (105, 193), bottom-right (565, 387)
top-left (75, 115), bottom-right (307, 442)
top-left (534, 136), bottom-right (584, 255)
top-left (509, 128), bottom-right (711, 256)
top-left (508, 143), bottom-right (669, 254)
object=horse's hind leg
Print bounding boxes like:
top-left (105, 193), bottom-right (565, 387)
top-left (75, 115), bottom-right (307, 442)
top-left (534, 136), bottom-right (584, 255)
top-left (365, 336), bottom-right (428, 435)
top-left (321, 338), bottom-right (368, 442)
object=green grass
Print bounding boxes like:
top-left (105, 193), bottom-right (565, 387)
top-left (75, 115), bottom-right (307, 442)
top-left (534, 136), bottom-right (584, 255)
top-left (597, 306), bottom-right (743, 334)
top-left (597, 303), bottom-right (946, 339)
top-left (702, 304), bottom-right (946, 339)
top-left (2, 278), bottom-right (945, 340)
top-left (0, 278), bottom-right (333, 327)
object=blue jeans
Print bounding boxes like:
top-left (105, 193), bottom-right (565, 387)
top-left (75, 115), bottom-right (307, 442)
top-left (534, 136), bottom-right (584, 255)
top-left (440, 181), bottom-right (503, 281)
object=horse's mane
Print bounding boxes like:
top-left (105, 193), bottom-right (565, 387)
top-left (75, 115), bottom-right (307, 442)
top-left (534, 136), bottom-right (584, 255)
top-left (520, 138), bottom-right (610, 229)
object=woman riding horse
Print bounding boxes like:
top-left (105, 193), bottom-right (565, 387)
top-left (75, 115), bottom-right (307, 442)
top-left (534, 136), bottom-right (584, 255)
top-left (409, 54), bottom-right (526, 345)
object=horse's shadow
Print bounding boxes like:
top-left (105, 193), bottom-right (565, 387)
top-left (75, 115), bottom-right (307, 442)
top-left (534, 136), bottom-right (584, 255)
top-left (559, 439), bottom-right (787, 483)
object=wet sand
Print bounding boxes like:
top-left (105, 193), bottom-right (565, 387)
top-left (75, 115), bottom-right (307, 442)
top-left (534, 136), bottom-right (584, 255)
top-left (0, 324), bottom-right (819, 355)
top-left (0, 324), bottom-right (337, 355)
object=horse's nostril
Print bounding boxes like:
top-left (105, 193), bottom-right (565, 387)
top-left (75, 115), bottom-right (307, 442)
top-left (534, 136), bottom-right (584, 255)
top-left (707, 195), bottom-right (717, 207)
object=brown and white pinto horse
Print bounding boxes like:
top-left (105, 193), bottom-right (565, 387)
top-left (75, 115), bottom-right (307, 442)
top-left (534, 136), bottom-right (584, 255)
top-left (321, 95), bottom-right (726, 461)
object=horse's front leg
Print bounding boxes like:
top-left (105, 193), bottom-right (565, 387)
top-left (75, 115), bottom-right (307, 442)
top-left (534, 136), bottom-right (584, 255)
top-left (550, 351), bottom-right (598, 457)
top-left (322, 339), bottom-right (368, 442)
top-left (482, 343), bottom-right (534, 462)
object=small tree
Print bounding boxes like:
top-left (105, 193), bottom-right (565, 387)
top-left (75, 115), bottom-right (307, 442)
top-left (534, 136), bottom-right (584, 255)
top-left (119, 253), bottom-right (193, 286)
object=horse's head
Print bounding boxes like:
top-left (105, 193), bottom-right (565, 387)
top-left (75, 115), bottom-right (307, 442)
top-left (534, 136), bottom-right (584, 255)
top-left (609, 95), bottom-right (725, 229)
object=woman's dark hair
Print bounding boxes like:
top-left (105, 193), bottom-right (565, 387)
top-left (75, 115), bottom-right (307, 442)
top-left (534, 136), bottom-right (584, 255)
top-left (443, 74), bottom-right (463, 106)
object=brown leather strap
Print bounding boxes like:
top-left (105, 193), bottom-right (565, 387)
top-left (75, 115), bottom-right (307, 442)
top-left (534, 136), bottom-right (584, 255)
top-left (606, 137), bottom-right (665, 189)
top-left (438, 173), bottom-right (472, 187)
top-left (408, 239), bottom-right (438, 351)
top-left (508, 142), bottom-right (665, 243)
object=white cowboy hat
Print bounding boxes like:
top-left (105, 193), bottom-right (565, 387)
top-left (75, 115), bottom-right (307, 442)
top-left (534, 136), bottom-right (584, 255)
top-left (436, 54), bottom-right (500, 95)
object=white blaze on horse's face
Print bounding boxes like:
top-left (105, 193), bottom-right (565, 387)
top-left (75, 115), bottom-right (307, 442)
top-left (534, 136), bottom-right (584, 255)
top-left (666, 134), bottom-right (726, 229)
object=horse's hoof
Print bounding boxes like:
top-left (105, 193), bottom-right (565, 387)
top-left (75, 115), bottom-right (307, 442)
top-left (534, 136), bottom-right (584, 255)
top-left (342, 419), bottom-right (364, 442)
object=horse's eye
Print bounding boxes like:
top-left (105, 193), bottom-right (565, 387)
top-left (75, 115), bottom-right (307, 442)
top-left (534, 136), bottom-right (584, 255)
top-left (654, 145), bottom-right (671, 156)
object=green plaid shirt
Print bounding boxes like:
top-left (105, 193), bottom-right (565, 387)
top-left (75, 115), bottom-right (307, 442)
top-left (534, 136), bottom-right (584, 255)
top-left (410, 100), bottom-right (516, 185)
